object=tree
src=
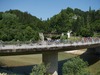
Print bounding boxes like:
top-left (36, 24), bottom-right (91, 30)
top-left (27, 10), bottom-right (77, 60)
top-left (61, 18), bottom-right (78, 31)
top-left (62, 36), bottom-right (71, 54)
top-left (79, 27), bottom-right (93, 37)
top-left (1, 13), bottom-right (18, 26)
top-left (0, 8), bottom-right (100, 41)
top-left (0, 13), bottom-right (19, 41)
top-left (0, 10), bottom-right (42, 41)
top-left (62, 57), bottom-right (90, 75)
top-left (60, 34), bottom-right (68, 42)
top-left (0, 12), bottom-right (3, 20)
top-left (30, 63), bottom-right (50, 75)
top-left (91, 20), bottom-right (100, 32)
top-left (25, 26), bottom-right (39, 41)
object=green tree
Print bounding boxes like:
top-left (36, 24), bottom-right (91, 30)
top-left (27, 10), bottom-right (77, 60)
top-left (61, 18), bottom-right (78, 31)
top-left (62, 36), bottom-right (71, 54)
top-left (23, 27), bottom-right (38, 41)
top-left (60, 34), bottom-right (68, 42)
top-left (0, 13), bottom-right (19, 41)
top-left (1, 13), bottom-right (18, 26)
top-left (62, 57), bottom-right (90, 75)
top-left (91, 20), bottom-right (100, 32)
top-left (0, 12), bottom-right (3, 20)
top-left (30, 63), bottom-right (50, 75)
top-left (79, 27), bottom-right (93, 37)
top-left (0, 8), bottom-right (100, 41)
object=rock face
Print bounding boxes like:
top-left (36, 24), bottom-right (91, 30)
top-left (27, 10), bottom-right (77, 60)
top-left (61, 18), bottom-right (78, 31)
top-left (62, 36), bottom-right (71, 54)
top-left (67, 31), bottom-right (72, 38)
top-left (39, 33), bottom-right (47, 45)
top-left (39, 33), bottom-right (44, 41)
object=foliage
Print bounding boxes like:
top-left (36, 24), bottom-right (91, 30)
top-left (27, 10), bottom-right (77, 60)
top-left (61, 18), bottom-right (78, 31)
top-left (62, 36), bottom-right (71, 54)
top-left (62, 57), bottom-right (90, 75)
top-left (91, 20), bottom-right (100, 32)
top-left (0, 11), bottom-right (40, 41)
top-left (30, 63), bottom-right (50, 75)
top-left (0, 8), bottom-right (100, 41)
top-left (79, 27), bottom-right (94, 37)
top-left (60, 35), bottom-right (68, 41)
top-left (93, 33), bottom-right (100, 37)
top-left (96, 71), bottom-right (100, 75)
top-left (51, 35), bottom-right (60, 40)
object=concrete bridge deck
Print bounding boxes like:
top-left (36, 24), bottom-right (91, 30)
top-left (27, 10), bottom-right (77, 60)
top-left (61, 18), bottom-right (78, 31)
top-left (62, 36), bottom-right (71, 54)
top-left (0, 40), bottom-right (100, 54)
top-left (0, 38), bottom-right (100, 75)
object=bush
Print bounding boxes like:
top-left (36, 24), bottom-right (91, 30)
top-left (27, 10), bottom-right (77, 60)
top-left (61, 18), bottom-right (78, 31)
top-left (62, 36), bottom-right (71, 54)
top-left (79, 28), bottom-right (94, 37)
top-left (30, 63), bottom-right (50, 75)
top-left (60, 34), bottom-right (68, 42)
top-left (96, 71), bottom-right (100, 75)
top-left (51, 35), bottom-right (60, 40)
top-left (62, 57), bottom-right (90, 75)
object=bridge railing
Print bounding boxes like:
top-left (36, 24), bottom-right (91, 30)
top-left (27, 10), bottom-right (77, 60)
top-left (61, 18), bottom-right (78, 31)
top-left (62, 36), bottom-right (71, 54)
top-left (0, 37), bottom-right (100, 50)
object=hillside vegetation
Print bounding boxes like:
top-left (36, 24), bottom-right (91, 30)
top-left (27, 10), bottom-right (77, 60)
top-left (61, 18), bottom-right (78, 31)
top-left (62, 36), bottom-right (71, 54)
top-left (0, 7), bottom-right (100, 41)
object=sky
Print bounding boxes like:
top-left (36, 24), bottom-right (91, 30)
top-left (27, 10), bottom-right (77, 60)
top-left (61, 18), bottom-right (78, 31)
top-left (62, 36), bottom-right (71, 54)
top-left (0, 0), bottom-right (100, 20)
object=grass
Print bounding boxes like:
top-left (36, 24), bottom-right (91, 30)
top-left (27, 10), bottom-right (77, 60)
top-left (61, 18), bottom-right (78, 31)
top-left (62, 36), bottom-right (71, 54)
top-left (58, 52), bottom-right (78, 60)
top-left (0, 52), bottom-right (77, 67)
top-left (89, 60), bottom-right (100, 75)
top-left (0, 52), bottom-right (100, 75)
top-left (0, 54), bottom-right (42, 66)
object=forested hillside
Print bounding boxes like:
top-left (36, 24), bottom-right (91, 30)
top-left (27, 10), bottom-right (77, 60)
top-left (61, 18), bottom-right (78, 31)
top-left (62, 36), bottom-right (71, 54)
top-left (48, 7), bottom-right (100, 36)
top-left (0, 10), bottom-right (43, 41)
top-left (0, 7), bottom-right (100, 41)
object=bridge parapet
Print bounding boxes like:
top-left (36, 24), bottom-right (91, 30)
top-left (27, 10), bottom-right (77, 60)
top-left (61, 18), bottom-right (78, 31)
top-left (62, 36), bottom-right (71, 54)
top-left (0, 37), bottom-right (100, 52)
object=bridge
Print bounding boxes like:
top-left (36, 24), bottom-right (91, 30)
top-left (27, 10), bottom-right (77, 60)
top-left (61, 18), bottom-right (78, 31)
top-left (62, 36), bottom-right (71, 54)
top-left (0, 38), bottom-right (100, 75)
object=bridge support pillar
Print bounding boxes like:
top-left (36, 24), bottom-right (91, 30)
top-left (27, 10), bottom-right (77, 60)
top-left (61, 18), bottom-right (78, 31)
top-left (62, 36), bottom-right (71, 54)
top-left (42, 52), bottom-right (58, 75)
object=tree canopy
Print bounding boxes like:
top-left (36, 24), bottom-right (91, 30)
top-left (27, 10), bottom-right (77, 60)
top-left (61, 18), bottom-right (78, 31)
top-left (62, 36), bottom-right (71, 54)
top-left (0, 7), bottom-right (100, 41)
top-left (62, 57), bottom-right (90, 75)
